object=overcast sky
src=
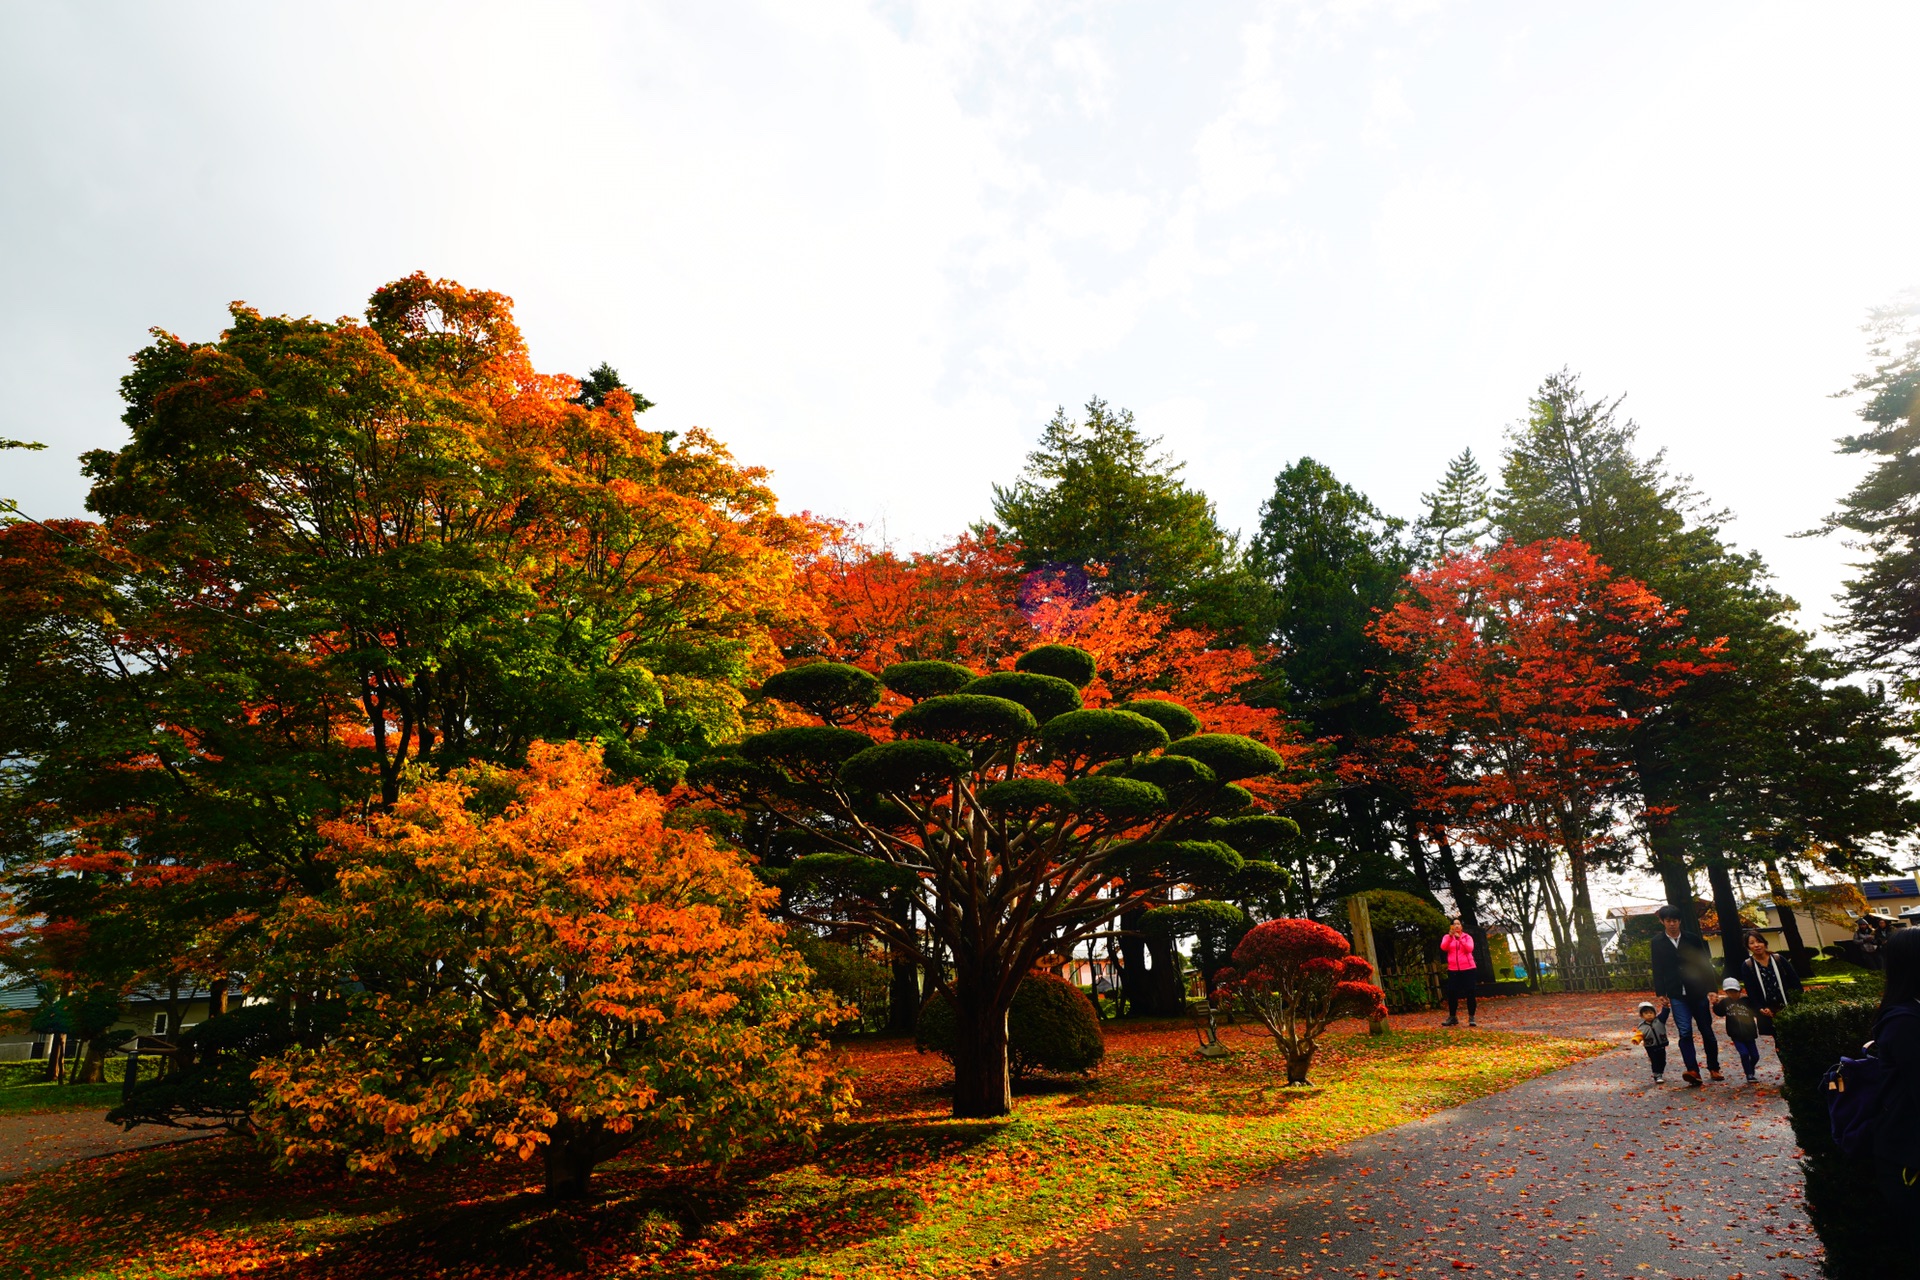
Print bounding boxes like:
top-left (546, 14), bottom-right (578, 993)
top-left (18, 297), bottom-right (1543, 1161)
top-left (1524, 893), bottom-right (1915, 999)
top-left (5, 1), bottom-right (1918, 644)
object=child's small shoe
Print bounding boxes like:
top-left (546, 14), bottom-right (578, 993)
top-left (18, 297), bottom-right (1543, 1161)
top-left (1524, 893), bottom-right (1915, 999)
top-left (1652, 1074), bottom-right (1664, 1084)
top-left (1467, 1018), bottom-right (1477, 1027)
top-left (1745, 1072), bottom-right (1757, 1083)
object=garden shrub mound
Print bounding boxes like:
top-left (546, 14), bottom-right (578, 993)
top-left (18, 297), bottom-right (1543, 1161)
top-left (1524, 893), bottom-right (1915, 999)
top-left (794, 935), bottom-right (892, 1032)
top-left (1774, 980), bottom-right (1895, 1280)
top-left (917, 974), bottom-right (1105, 1080)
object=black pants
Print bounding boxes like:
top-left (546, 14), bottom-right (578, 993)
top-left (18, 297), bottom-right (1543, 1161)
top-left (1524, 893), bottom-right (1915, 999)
top-left (1444, 970), bottom-right (1477, 1019)
top-left (1645, 1044), bottom-right (1667, 1076)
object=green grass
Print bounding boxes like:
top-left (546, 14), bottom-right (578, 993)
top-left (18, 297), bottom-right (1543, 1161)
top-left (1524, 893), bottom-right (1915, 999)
top-left (0, 1081), bottom-right (125, 1116)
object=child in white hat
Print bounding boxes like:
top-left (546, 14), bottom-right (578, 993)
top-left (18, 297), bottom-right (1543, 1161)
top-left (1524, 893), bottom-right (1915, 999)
top-left (1711, 977), bottom-right (1763, 1082)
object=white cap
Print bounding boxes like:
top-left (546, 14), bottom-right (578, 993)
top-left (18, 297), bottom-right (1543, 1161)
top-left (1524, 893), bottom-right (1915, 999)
top-left (1722, 978), bottom-right (1743, 991)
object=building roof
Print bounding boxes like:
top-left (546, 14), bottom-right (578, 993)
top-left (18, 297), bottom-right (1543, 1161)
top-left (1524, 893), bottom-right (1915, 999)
top-left (1861, 879), bottom-right (1919, 900)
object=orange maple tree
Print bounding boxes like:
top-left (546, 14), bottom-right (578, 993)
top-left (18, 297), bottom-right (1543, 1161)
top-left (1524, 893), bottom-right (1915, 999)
top-left (781, 520), bottom-right (1030, 671)
top-left (255, 741), bottom-right (850, 1197)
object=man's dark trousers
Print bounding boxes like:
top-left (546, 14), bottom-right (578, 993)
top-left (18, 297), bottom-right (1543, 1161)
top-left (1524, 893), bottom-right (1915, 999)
top-left (1669, 995), bottom-right (1720, 1073)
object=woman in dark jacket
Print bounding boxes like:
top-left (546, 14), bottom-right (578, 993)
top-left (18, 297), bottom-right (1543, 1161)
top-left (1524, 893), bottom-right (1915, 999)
top-left (1742, 931), bottom-right (1801, 1022)
top-left (1871, 928), bottom-right (1920, 1204)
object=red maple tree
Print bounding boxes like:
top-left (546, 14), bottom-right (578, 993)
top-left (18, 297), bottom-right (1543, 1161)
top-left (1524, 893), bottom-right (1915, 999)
top-left (1368, 539), bottom-right (1716, 973)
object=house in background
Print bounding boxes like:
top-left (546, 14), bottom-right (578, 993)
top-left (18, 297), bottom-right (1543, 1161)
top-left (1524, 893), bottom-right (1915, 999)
top-left (0, 982), bottom-right (228, 1062)
top-left (1745, 877), bottom-right (1920, 959)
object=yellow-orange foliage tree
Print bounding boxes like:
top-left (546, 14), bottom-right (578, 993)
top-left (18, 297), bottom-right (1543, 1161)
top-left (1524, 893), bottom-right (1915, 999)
top-left (255, 741), bottom-right (849, 1197)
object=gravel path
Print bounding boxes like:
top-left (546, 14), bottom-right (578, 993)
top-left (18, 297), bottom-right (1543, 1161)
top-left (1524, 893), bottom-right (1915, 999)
top-left (1010, 993), bottom-right (1822, 1280)
top-left (0, 1108), bottom-right (205, 1184)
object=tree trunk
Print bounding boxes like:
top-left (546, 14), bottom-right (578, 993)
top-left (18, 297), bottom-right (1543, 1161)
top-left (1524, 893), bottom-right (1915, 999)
top-left (1704, 851), bottom-right (1747, 979)
top-left (886, 894), bottom-right (920, 1033)
top-left (210, 978), bottom-right (229, 1018)
top-left (542, 1133), bottom-right (597, 1199)
top-left (1284, 1049), bottom-right (1314, 1085)
top-left (1518, 932), bottom-right (1542, 992)
top-left (1118, 897), bottom-right (1150, 1018)
top-left (949, 995), bottom-right (1013, 1118)
top-left (163, 978), bottom-right (183, 1073)
top-left (1538, 864), bottom-right (1573, 974)
top-left (1641, 794), bottom-right (1700, 936)
top-left (42, 1032), bottom-right (65, 1083)
top-left (1565, 849), bottom-right (1607, 975)
top-left (1764, 857), bottom-right (1812, 976)
top-left (73, 1038), bottom-right (107, 1084)
top-left (1146, 933), bottom-right (1184, 1016)
top-left (1432, 828), bottom-right (1492, 981)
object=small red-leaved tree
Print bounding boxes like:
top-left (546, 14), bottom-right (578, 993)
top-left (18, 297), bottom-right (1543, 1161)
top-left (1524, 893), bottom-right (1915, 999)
top-left (1219, 919), bottom-right (1386, 1085)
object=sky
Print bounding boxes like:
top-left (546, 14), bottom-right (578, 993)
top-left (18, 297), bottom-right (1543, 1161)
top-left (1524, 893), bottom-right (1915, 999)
top-left (6, 2), bottom-right (1920, 642)
top-left (4, 1), bottom-right (1919, 928)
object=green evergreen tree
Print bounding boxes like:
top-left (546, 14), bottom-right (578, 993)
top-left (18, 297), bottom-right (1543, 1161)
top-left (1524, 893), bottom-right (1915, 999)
top-left (991, 399), bottom-right (1257, 632)
top-left (1415, 448), bottom-right (1493, 560)
top-left (1247, 459), bottom-right (1420, 913)
top-left (1497, 370), bottom-right (1911, 965)
top-left (1826, 300), bottom-right (1920, 675)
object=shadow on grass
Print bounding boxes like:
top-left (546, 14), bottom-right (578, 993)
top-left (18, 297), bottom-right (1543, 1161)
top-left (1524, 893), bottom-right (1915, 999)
top-left (3, 1112), bottom-right (988, 1279)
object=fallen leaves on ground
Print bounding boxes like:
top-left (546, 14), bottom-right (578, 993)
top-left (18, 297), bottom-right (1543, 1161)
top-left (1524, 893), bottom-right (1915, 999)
top-left (0, 1010), bottom-right (1597, 1280)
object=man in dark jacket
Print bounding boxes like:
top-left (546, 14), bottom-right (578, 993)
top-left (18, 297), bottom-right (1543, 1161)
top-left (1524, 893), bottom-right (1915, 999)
top-left (1650, 904), bottom-right (1722, 1085)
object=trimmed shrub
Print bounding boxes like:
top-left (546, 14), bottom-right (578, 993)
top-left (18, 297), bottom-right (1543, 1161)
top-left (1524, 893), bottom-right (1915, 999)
top-left (978, 778), bottom-right (1074, 816)
top-left (759, 663), bottom-right (882, 723)
top-left (740, 726), bottom-right (876, 783)
top-left (1116, 698), bottom-right (1202, 740)
top-left (839, 740), bottom-right (969, 794)
top-left (1161, 733), bottom-right (1286, 782)
top-left (1041, 708), bottom-right (1169, 766)
top-left (1065, 775), bottom-right (1167, 822)
top-left (961, 672), bottom-right (1083, 724)
top-left (892, 694), bottom-right (1037, 753)
top-left (1125, 754), bottom-right (1218, 799)
top-left (1775, 986), bottom-right (1895, 1279)
top-left (1362, 889), bottom-right (1449, 969)
top-left (1209, 814), bottom-right (1300, 858)
top-left (916, 974), bottom-right (1105, 1079)
top-left (794, 935), bottom-right (892, 1032)
top-left (881, 660), bottom-right (977, 702)
top-left (1014, 644), bottom-right (1098, 688)
top-left (1115, 839), bottom-right (1244, 884)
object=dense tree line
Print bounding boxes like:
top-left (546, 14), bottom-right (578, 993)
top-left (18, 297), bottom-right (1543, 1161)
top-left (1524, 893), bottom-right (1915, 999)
top-left (0, 276), bottom-right (1914, 1184)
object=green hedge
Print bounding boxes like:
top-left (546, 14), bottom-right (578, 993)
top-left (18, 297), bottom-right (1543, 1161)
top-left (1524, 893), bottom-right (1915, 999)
top-left (1774, 984), bottom-right (1893, 1279)
top-left (917, 974), bottom-right (1105, 1079)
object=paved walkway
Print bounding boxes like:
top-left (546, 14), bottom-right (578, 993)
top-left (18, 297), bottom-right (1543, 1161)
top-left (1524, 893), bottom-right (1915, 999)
top-left (0, 1108), bottom-right (204, 1184)
top-left (1013, 993), bottom-right (1821, 1280)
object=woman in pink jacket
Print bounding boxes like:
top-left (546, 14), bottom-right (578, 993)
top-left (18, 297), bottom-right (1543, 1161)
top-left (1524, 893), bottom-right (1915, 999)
top-left (1439, 919), bottom-right (1478, 1027)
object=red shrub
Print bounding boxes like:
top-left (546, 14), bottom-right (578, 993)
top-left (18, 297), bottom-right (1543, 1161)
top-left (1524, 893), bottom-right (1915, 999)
top-left (1221, 918), bottom-right (1387, 1084)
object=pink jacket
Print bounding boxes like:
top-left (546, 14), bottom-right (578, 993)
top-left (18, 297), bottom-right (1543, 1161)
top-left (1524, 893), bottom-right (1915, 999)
top-left (1440, 931), bottom-right (1476, 971)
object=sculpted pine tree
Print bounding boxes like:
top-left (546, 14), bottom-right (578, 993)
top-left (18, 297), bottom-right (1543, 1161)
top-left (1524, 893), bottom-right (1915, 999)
top-left (693, 643), bottom-right (1296, 1118)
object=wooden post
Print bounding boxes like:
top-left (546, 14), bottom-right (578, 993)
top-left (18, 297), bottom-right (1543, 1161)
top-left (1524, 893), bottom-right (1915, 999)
top-left (1347, 893), bottom-right (1388, 1035)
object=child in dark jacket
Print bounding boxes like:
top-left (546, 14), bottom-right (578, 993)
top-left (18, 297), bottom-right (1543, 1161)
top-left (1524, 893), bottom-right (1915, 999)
top-left (1713, 978), bottom-right (1763, 1082)
top-left (1632, 1000), bottom-right (1668, 1083)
